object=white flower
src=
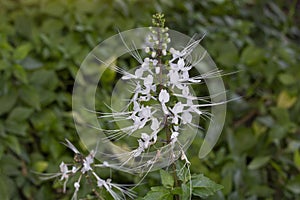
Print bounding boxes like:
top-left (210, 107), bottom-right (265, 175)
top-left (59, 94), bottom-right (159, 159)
top-left (162, 49), bottom-right (167, 55)
top-left (81, 153), bottom-right (94, 174)
top-left (59, 162), bottom-right (69, 181)
top-left (145, 46), bottom-right (150, 53)
top-left (151, 51), bottom-right (156, 58)
top-left (159, 89), bottom-right (170, 103)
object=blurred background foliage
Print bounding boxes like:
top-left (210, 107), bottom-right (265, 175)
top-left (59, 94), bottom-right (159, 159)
top-left (0, 0), bottom-right (300, 199)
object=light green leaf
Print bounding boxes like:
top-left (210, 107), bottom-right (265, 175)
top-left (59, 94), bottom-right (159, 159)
top-left (33, 161), bottom-right (48, 172)
top-left (5, 135), bottom-right (21, 156)
top-left (294, 150), bottom-right (300, 170)
top-left (278, 73), bottom-right (296, 85)
top-left (277, 90), bottom-right (297, 109)
top-left (160, 170), bottom-right (174, 188)
top-left (143, 187), bottom-right (172, 200)
top-left (13, 43), bottom-right (32, 60)
top-left (181, 184), bottom-right (191, 200)
top-left (248, 156), bottom-right (271, 170)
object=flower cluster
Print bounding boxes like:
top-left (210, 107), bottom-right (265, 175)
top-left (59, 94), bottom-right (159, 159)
top-left (40, 139), bottom-right (135, 200)
top-left (100, 24), bottom-right (210, 169)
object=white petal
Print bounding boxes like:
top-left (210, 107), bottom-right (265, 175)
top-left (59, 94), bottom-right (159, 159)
top-left (172, 102), bottom-right (184, 114)
top-left (159, 89), bottom-right (170, 103)
top-left (182, 111), bottom-right (192, 124)
top-left (144, 74), bottom-right (153, 86)
top-left (135, 68), bottom-right (143, 78)
top-left (182, 86), bottom-right (190, 96)
top-left (169, 70), bottom-right (179, 84)
top-left (155, 67), bottom-right (160, 74)
top-left (162, 103), bottom-right (169, 114)
top-left (151, 118), bottom-right (159, 131)
top-left (178, 58), bottom-right (185, 69)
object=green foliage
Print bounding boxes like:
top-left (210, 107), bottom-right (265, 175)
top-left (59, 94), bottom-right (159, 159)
top-left (0, 0), bottom-right (299, 199)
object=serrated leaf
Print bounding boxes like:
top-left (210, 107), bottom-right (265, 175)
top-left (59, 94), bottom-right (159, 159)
top-left (181, 183), bottom-right (191, 200)
top-left (191, 174), bottom-right (223, 198)
top-left (160, 170), bottom-right (174, 188)
top-left (248, 156), bottom-right (271, 170)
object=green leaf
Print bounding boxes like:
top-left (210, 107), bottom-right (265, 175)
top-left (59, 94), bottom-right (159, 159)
top-left (33, 161), bottom-right (48, 172)
top-left (248, 156), bottom-right (271, 170)
top-left (0, 90), bottom-right (18, 116)
top-left (4, 135), bottom-right (22, 156)
top-left (19, 85), bottom-right (40, 110)
top-left (191, 174), bottom-right (223, 198)
top-left (246, 185), bottom-right (274, 197)
top-left (13, 43), bottom-right (32, 60)
top-left (294, 150), bottom-right (300, 170)
top-left (240, 45), bottom-right (264, 66)
top-left (0, 174), bottom-right (9, 200)
top-left (4, 120), bottom-right (28, 136)
top-left (277, 90), bottom-right (297, 109)
top-left (160, 170), bottom-right (174, 188)
top-left (143, 187), bottom-right (173, 200)
top-left (29, 70), bottom-right (59, 90)
top-left (278, 73), bottom-right (296, 85)
top-left (286, 176), bottom-right (300, 194)
top-left (216, 41), bottom-right (239, 67)
top-left (7, 107), bottom-right (33, 122)
top-left (181, 183), bottom-right (191, 200)
top-left (13, 64), bottom-right (28, 84)
top-left (21, 57), bottom-right (43, 70)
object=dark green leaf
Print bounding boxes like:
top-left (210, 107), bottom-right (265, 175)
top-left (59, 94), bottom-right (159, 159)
top-left (19, 86), bottom-right (40, 110)
top-left (191, 174), bottom-right (223, 198)
top-left (0, 91), bottom-right (18, 116)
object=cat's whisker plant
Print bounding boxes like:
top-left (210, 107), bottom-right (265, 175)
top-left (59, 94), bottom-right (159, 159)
top-left (43, 13), bottom-right (227, 200)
